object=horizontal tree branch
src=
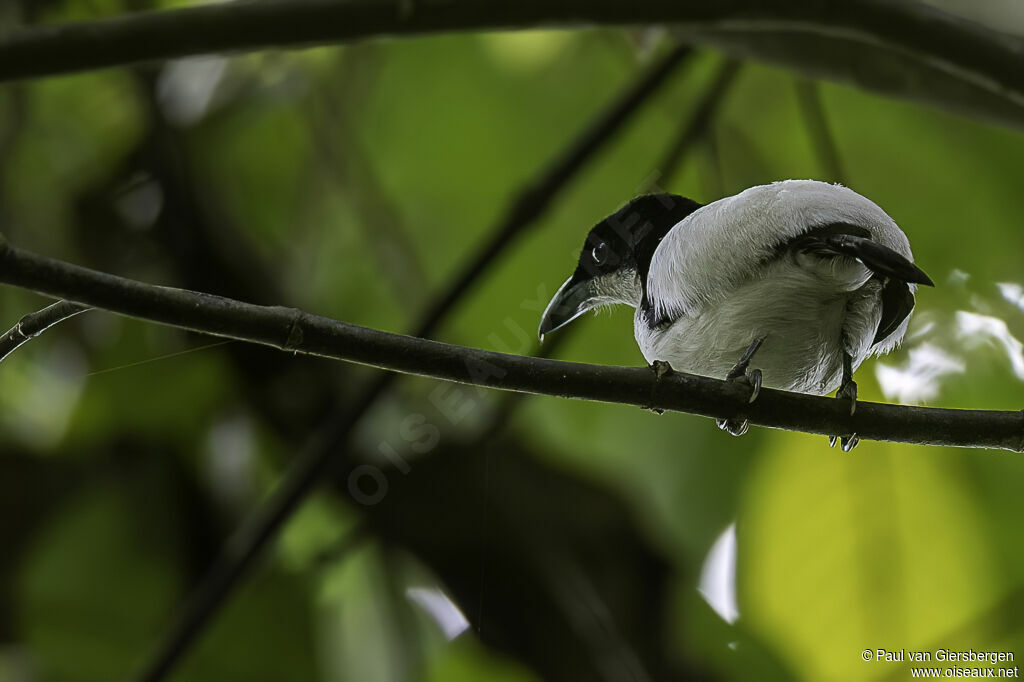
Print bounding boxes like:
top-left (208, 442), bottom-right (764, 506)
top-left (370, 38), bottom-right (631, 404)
top-left (0, 235), bottom-right (1020, 452)
top-left (5, 2), bottom-right (1024, 128)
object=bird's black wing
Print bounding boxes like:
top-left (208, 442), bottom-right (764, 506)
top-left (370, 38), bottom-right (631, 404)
top-left (789, 222), bottom-right (932, 346)
top-left (790, 223), bottom-right (933, 286)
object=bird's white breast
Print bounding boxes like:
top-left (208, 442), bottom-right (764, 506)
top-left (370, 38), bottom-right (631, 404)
top-left (636, 260), bottom-right (885, 394)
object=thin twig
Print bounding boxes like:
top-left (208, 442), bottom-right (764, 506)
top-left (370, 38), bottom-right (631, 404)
top-left (0, 301), bottom-right (89, 363)
top-left (0, 237), bottom-right (1021, 452)
top-left (121, 47), bottom-right (692, 682)
top-left (795, 79), bottom-right (847, 184)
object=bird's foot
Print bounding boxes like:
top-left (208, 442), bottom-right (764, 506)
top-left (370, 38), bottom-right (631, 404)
top-left (717, 415), bottom-right (749, 437)
top-left (836, 377), bottom-right (857, 416)
top-left (717, 338), bottom-right (765, 438)
top-left (829, 433), bottom-right (860, 452)
top-left (726, 365), bottom-right (762, 404)
top-left (716, 369), bottom-right (761, 436)
top-left (828, 375), bottom-right (858, 451)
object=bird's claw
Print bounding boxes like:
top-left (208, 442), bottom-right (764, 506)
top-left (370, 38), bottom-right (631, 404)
top-left (828, 373), bottom-right (858, 450)
top-left (717, 417), bottom-right (749, 437)
top-left (716, 372), bottom-right (756, 435)
top-left (829, 434), bottom-right (860, 452)
top-left (742, 368), bottom-right (762, 404)
top-left (726, 350), bottom-right (763, 405)
top-left (725, 364), bottom-right (761, 406)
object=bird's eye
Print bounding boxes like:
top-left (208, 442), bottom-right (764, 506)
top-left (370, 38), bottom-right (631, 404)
top-left (592, 242), bottom-right (608, 265)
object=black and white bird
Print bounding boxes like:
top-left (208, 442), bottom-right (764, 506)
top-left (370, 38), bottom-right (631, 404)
top-left (538, 180), bottom-right (933, 450)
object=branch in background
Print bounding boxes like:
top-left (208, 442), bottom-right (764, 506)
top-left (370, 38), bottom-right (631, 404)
top-left (120, 48), bottom-right (691, 682)
top-left (656, 58), bottom-right (740, 186)
top-left (0, 237), bottom-right (1021, 452)
top-left (306, 46), bottom-right (429, 314)
top-left (414, 44), bottom-right (690, 333)
top-left (795, 79), bottom-right (847, 184)
top-left (68, 67), bottom-right (346, 444)
top-left (0, 300), bottom-right (88, 363)
top-left (5, 2), bottom-right (1024, 130)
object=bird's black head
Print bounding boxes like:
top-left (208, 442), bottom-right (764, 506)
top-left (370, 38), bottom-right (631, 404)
top-left (538, 193), bottom-right (702, 339)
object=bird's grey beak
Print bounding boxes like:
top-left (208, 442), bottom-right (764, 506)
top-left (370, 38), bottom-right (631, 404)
top-left (538, 274), bottom-right (594, 341)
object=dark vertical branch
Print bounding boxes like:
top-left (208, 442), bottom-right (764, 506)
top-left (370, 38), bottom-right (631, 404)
top-left (131, 45), bottom-right (693, 682)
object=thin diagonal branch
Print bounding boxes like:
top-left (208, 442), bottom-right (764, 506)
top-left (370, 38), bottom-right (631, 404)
top-left (414, 44), bottom-right (691, 333)
top-left (657, 58), bottom-right (741, 186)
top-left (0, 236), bottom-right (1021, 452)
top-left (0, 300), bottom-right (88, 362)
top-left (307, 46), bottom-right (429, 314)
top-left (125, 48), bottom-right (692, 682)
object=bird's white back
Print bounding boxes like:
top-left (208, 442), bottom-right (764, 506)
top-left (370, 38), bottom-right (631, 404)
top-left (646, 180), bottom-right (913, 322)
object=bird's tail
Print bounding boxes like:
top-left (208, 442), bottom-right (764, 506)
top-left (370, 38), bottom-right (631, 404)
top-left (790, 223), bottom-right (934, 287)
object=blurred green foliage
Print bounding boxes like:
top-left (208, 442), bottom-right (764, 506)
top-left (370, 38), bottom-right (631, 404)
top-left (2, 2), bottom-right (1024, 681)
